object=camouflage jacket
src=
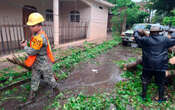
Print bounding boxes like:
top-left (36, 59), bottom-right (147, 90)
top-left (24, 31), bottom-right (51, 69)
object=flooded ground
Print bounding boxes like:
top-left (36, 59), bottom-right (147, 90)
top-left (0, 44), bottom-right (141, 110)
top-left (61, 45), bottom-right (141, 94)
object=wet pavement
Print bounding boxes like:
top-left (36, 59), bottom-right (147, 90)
top-left (0, 44), bottom-right (141, 110)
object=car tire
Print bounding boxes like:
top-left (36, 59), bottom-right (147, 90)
top-left (122, 41), bottom-right (128, 46)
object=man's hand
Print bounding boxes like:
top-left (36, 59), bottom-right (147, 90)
top-left (137, 29), bottom-right (144, 36)
top-left (137, 29), bottom-right (149, 37)
top-left (20, 40), bottom-right (27, 48)
top-left (167, 35), bottom-right (172, 39)
top-left (169, 57), bottom-right (175, 64)
top-left (137, 29), bottom-right (143, 33)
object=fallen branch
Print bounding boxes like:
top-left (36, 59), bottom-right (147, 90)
top-left (0, 71), bottom-right (28, 83)
top-left (0, 78), bottom-right (30, 92)
top-left (122, 59), bottom-right (175, 77)
top-left (123, 46), bottom-right (175, 71)
top-left (6, 55), bottom-right (31, 71)
top-left (123, 58), bottom-right (142, 70)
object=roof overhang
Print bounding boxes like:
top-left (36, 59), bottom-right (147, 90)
top-left (94, 0), bottom-right (115, 8)
top-left (59, 0), bottom-right (115, 8)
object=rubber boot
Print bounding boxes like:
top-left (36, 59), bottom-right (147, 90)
top-left (54, 83), bottom-right (61, 94)
top-left (18, 90), bottom-right (36, 108)
top-left (27, 90), bottom-right (36, 101)
top-left (141, 83), bottom-right (147, 101)
top-left (49, 83), bottom-right (61, 97)
top-left (158, 85), bottom-right (167, 103)
top-left (49, 88), bottom-right (54, 98)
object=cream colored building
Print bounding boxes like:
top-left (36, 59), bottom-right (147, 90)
top-left (0, 0), bottom-right (114, 56)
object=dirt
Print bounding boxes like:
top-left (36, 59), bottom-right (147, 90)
top-left (0, 44), bottom-right (141, 110)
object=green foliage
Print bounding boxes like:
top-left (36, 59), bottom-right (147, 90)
top-left (114, 59), bottom-right (175, 109)
top-left (163, 9), bottom-right (175, 26)
top-left (125, 7), bottom-right (149, 28)
top-left (46, 93), bottom-right (64, 110)
top-left (114, 57), bottom-right (136, 68)
top-left (148, 0), bottom-right (175, 16)
top-left (111, 15), bottom-right (122, 32)
top-left (114, 60), bottom-right (127, 68)
top-left (152, 13), bottom-right (164, 24)
top-left (108, 0), bottom-right (149, 32)
top-left (56, 72), bottom-right (68, 80)
top-left (163, 17), bottom-right (171, 25)
top-left (145, 0), bottom-right (175, 23)
top-left (64, 93), bottom-right (113, 110)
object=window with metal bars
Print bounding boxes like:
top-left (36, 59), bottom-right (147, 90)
top-left (70, 10), bottom-right (80, 22)
top-left (46, 9), bottom-right (53, 21)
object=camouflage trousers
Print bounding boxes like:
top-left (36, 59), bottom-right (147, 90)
top-left (31, 57), bottom-right (58, 91)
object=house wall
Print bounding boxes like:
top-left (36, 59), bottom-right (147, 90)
top-left (87, 0), bottom-right (109, 43)
top-left (59, 0), bottom-right (91, 44)
top-left (0, 0), bottom-right (52, 41)
top-left (0, 0), bottom-right (52, 21)
top-left (60, 1), bottom-right (90, 23)
top-left (57, 0), bottom-right (110, 48)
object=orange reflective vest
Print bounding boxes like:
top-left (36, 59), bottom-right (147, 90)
top-left (25, 30), bottom-right (55, 67)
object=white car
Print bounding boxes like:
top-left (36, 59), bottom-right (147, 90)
top-left (121, 23), bottom-right (160, 47)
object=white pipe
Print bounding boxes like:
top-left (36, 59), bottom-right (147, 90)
top-left (53, 0), bottom-right (59, 46)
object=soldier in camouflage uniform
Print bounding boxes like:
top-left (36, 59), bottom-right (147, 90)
top-left (20, 12), bottom-right (60, 100)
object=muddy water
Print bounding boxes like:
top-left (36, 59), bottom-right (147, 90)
top-left (0, 45), bottom-right (141, 110)
top-left (61, 45), bottom-right (141, 94)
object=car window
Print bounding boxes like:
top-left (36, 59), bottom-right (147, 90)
top-left (132, 24), bottom-right (153, 31)
top-left (132, 24), bottom-right (147, 30)
top-left (145, 25), bottom-right (151, 30)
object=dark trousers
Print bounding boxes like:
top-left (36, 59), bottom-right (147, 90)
top-left (142, 69), bottom-right (165, 86)
top-left (141, 69), bottom-right (166, 99)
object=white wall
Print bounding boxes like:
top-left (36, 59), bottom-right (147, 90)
top-left (0, 0), bottom-right (53, 23)
top-left (60, 1), bottom-right (90, 23)
top-left (59, 0), bottom-right (91, 42)
top-left (87, 0), bottom-right (109, 41)
top-left (0, 0), bottom-right (52, 42)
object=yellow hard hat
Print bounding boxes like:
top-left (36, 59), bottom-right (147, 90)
top-left (27, 12), bottom-right (45, 26)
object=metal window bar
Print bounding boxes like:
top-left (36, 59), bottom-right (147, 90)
top-left (59, 22), bottom-right (87, 44)
top-left (0, 17), bottom-right (54, 57)
top-left (0, 16), bottom-right (88, 56)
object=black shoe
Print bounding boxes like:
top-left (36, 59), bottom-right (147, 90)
top-left (157, 97), bottom-right (167, 103)
top-left (27, 90), bottom-right (36, 101)
top-left (54, 87), bottom-right (60, 94)
top-left (49, 87), bottom-right (60, 97)
top-left (141, 83), bottom-right (147, 101)
top-left (140, 94), bottom-right (146, 101)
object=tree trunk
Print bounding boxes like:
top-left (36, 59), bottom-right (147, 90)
top-left (123, 58), bottom-right (142, 70)
top-left (121, 10), bottom-right (127, 33)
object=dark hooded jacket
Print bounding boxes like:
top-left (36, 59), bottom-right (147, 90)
top-left (134, 31), bottom-right (175, 71)
top-left (171, 32), bottom-right (175, 39)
